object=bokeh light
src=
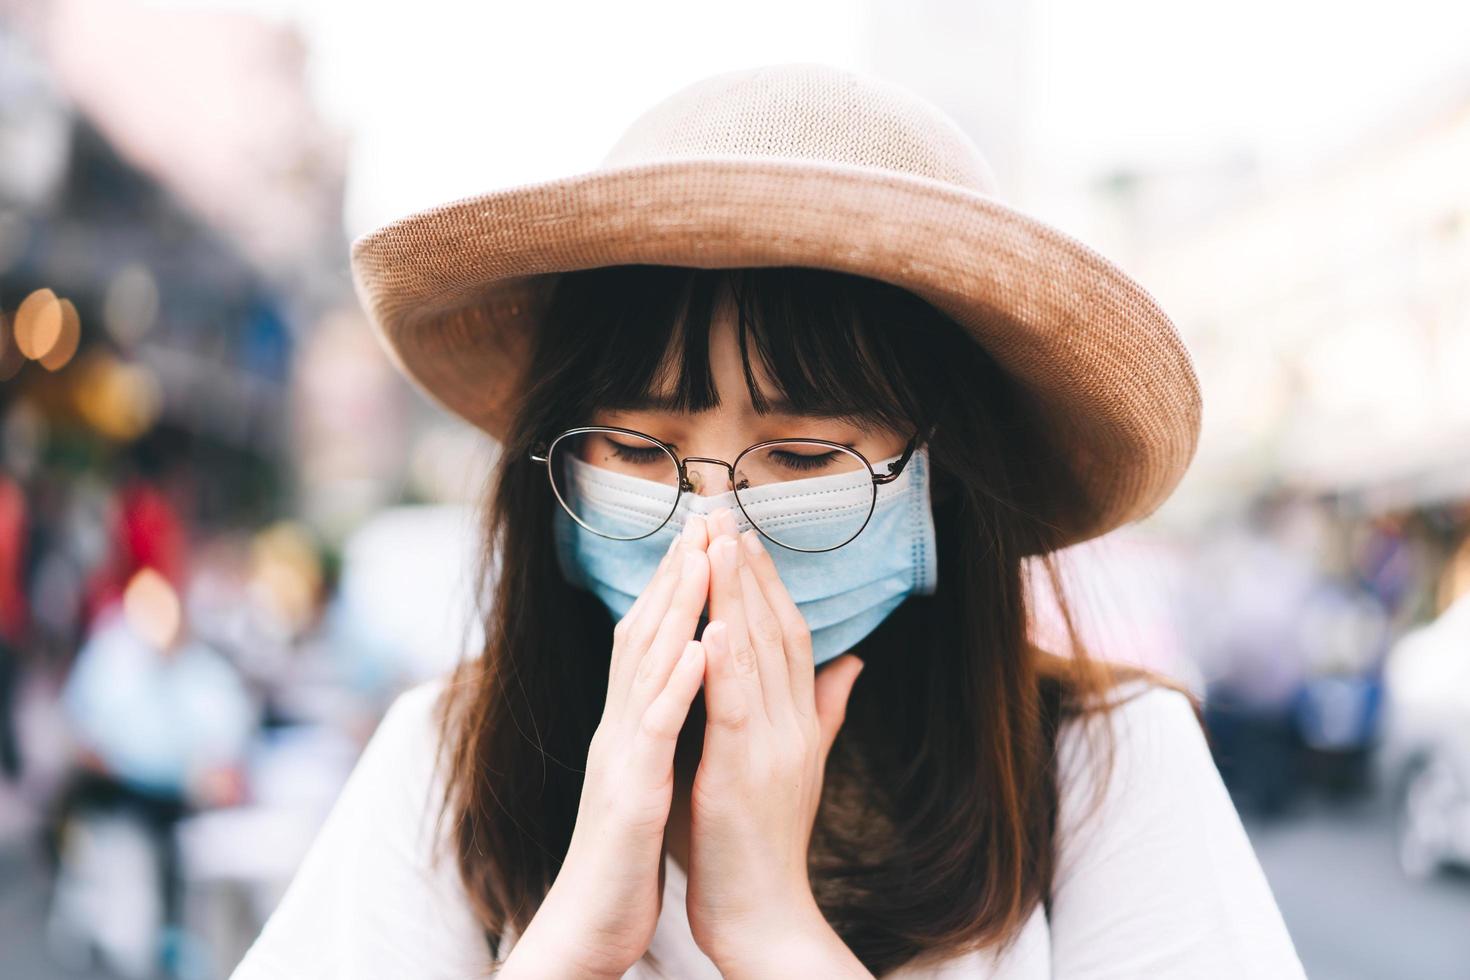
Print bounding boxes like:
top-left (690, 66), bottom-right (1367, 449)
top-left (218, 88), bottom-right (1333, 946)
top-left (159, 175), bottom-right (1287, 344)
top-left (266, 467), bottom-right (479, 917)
top-left (102, 262), bottom-right (159, 350)
top-left (248, 521), bottom-right (324, 638)
top-left (38, 296), bottom-right (80, 371)
top-left (12, 286), bottom-right (62, 360)
top-left (71, 350), bottom-right (163, 440)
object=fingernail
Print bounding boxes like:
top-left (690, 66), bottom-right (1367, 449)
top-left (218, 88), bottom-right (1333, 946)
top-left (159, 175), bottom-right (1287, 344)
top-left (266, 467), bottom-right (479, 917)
top-left (682, 517), bottom-right (701, 541)
top-left (667, 534), bottom-right (681, 555)
top-left (714, 536), bottom-right (735, 571)
top-left (741, 530), bottom-right (763, 556)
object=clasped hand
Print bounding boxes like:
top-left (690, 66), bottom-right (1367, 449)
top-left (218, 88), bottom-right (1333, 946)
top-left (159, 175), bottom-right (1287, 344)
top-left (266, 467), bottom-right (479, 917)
top-left (505, 507), bottom-right (869, 979)
top-left (681, 507), bottom-right (866, 967)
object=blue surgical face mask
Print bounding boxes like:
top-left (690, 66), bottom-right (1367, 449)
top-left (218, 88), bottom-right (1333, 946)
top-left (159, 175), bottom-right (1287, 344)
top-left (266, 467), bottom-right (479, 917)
top-left (553, 445), bottom-right (938, 666)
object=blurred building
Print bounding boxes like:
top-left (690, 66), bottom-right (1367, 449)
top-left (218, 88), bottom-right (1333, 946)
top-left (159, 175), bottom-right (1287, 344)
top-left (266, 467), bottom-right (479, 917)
top-left (1128, 84), bottom-right (1470, 519)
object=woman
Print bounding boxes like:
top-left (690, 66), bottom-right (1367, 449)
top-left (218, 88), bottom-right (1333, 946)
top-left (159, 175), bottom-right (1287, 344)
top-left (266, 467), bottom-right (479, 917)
top-left (234, 64), bottom-right (1305, 978)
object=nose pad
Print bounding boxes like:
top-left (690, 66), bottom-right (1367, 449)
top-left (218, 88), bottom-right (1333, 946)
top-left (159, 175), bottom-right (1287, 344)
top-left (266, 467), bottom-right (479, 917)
top-left (683, 460), bottom-right (733, 497)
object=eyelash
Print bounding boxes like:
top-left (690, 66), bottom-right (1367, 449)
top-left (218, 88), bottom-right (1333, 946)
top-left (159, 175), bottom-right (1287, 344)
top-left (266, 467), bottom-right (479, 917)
top-left (608, 441), bottom-right (841, 475)
top-left (768, 450), bottom-right (839, 471)
top-left (607, 441), bottom-right (668, 464)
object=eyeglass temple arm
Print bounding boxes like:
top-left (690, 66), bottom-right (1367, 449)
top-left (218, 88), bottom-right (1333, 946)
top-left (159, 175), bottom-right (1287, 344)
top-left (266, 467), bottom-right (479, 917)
top-left (529, 442), bottom-right (549, 464)
top-left (872, 427), bottom-right (931, 485)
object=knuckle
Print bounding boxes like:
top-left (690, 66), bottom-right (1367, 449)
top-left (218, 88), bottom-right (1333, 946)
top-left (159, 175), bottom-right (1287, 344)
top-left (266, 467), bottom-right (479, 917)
top-left (623, 617), bottom-right (655, 653)
top-left (636, 707), bottom-right (677, 744)
top-left (751, 617), bottom-right (783, 648)
top-left (714, 706), bottom-right (750, 733)
top-left (632, 647), bottom-right (662, 688)
top-left (784, 616), bottom-right (811, 649)
top-left (585, 731), bottom-right (610, 769)
top-left (612, 615), bottom-right (632, 645)
top-left (730, 638), bottom-right (758, 674)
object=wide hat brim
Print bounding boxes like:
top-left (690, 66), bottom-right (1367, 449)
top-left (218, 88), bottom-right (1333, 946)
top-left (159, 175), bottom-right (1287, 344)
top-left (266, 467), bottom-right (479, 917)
top-left (349, 155), bottom-right (1201, 548)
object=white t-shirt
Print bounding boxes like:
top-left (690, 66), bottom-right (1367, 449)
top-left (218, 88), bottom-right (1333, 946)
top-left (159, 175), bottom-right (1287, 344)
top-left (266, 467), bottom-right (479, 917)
top-left (231, 673), bottom-right (1307, 978)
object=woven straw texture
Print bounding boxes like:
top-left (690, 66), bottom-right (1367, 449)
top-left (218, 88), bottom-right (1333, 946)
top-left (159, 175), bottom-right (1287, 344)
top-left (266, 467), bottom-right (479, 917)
top-left (349, 62), bottom-right (1201, 547)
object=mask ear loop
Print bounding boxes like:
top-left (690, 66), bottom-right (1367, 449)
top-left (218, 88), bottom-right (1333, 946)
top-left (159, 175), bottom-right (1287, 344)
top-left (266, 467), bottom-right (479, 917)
top-left (873, 424), bottom-right (934, 485)
top-left (906, 423), bottom-right (955, 504)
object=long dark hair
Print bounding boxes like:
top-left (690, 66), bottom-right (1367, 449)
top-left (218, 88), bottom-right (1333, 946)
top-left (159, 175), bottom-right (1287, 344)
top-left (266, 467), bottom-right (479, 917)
top-left (431, 264), bottom-right (1194, 974)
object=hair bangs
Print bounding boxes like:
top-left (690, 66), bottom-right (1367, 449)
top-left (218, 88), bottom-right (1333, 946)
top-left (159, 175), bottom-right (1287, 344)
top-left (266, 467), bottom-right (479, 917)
top-left (543, 264), bottom-right (931, 434)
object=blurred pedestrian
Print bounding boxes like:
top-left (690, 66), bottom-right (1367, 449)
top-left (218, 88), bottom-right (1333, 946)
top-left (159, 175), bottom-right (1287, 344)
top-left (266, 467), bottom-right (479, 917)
top-left (46, 567), bottom-right (258, 972)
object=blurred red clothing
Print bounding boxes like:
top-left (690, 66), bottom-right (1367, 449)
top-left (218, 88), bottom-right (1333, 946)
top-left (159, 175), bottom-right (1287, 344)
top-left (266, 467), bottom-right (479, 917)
top-left (82, 479), bottom-right (189, 629)
top-left (0, 476), bottom-right (28, 645)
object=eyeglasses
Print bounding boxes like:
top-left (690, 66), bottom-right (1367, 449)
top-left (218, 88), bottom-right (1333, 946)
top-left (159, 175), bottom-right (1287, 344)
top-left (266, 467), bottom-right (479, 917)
top-left (530, 426), bottom-right (923, 552)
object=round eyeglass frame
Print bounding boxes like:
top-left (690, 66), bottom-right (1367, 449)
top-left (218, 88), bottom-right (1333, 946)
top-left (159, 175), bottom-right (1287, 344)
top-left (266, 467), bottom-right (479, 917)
top-left (530, 425), bottom-right (923, 553)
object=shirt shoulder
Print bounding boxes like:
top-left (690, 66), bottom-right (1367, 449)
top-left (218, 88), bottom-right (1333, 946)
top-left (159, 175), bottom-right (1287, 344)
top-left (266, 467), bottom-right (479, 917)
top-left (1048, 680), bottom-right (1307, 979)
top-left (231, 672), bottom-right (496, 979)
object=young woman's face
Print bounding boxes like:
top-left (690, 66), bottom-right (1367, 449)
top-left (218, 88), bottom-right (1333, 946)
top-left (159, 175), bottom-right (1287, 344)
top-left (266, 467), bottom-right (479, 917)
top-left (581, 297), bottom-right (911, 497)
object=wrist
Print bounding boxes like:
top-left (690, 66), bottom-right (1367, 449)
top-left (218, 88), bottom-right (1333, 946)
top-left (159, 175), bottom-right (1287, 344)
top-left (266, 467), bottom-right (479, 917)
top-left (705, 898), bottom-right (869, 979)
top-left (503, 892), bottom-right (634, 980)
top-left (502, 931), bottom-right (629, 980)
top-left (714, 929), bottom-right (870, 980)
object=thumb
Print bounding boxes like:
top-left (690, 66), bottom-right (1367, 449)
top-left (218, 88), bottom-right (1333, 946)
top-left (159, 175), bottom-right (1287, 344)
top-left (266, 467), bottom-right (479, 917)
top-left (813, 654), bottom-right (865, 763)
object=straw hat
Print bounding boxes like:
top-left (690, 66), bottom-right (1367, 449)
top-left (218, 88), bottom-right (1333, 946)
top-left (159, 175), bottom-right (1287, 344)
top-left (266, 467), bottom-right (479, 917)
top-left (349, 62), bottom-right (1201, 547)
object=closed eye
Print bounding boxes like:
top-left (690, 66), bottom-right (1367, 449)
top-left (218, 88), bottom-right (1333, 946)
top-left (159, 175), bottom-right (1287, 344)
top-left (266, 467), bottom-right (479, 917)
top-left (605, 439), bottom-right (668, 465)
top-left (767, 449), bottom-right (841, 472)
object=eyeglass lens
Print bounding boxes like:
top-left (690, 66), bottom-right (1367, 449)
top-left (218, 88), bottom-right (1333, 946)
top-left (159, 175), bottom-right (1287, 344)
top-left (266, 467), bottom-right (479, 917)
top-left (547, 429), bottom-right (877, 550)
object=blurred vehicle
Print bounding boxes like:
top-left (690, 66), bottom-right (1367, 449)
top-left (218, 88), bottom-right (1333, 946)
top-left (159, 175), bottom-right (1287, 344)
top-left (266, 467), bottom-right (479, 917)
top-left (1378, 592), bottom-right (1470, 878)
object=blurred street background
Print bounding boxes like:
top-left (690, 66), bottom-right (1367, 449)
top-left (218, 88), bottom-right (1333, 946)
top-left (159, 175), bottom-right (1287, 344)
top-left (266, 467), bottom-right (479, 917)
top-left (2, 1), bottom-right (1469, 978)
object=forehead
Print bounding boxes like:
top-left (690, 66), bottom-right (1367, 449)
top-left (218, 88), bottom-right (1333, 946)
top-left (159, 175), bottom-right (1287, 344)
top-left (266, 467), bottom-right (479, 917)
top-left (631, 297), bottom-right (845, 420)
top-left (646, 299), bottom-right (768, 399)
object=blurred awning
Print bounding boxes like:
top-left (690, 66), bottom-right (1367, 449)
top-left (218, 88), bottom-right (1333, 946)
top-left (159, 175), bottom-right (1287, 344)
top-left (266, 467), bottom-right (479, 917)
top-left (1287, 424), bottom-right (1470, 514)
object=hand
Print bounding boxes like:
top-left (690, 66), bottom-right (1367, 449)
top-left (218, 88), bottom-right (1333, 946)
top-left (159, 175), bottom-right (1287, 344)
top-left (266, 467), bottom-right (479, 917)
top-left (684, 507), bottom-right (867, 968)
top-left (504, 517), bottom-right (711, 979)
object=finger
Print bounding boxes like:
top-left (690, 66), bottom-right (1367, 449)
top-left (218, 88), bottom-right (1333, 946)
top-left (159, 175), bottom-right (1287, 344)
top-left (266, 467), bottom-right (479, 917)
top-left (737, 550), bottom-right (794, 725)
top-left (707, 533), bottom-right (764, 723)
top-left (680, 513), bottom-right (710, 552)
top-left (619, 516), bottom-right (707, 638)
top-left (629, 545), bottom-right (711, 716)
top-left (708, 505), bottom-right (740, 543)
top-left (621, 531), bottom-right (680, 625)
top-left (699, 620), bottom-right (752, 749)
top-left (739, 529), bottom-right (815, 720)
top-left (812, 654), bottom-right (866, 766)
top-left (609, 533), bottom-right (681, 683)
top-left (611, 520), bottom-right (704, 707)
top-left (629, 640), bottom-right (706, 783)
